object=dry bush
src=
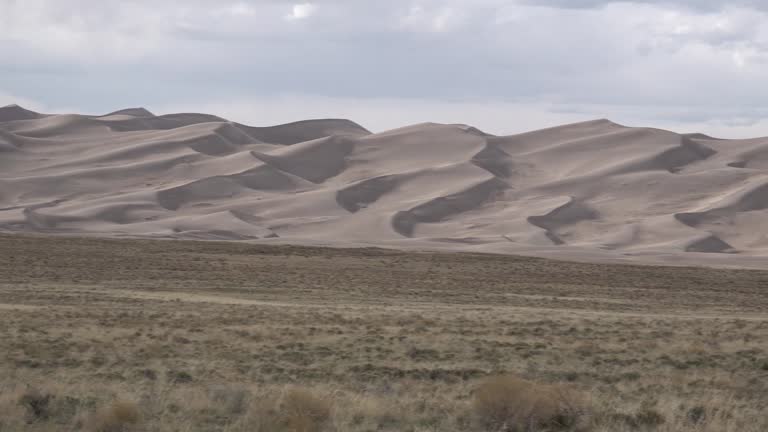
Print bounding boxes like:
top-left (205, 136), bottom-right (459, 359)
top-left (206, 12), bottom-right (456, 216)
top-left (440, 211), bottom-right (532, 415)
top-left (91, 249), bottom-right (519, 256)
top-left (345, 394), bottom-right (400, 429)
top-left (84, 400), bottom-right (141, 432)
top-left (17, 388), bottom-right (53, 422)
top-left (242, 387), bottom-right (332, 432)
top-left (0, 386), bottom-right (27, 430)
top-left (280, 387), bottom-right (332, 432)
top-left (242, 394), bottom-right (283, 432)
top-left (209, 385), bottom-right (251, 416)
top-left (473, 375), bottom-right (588, 431)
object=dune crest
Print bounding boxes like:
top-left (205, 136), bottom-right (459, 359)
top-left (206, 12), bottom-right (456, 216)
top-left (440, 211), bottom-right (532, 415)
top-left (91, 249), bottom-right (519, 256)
top-left (2, 105), bottom-right (768, 266)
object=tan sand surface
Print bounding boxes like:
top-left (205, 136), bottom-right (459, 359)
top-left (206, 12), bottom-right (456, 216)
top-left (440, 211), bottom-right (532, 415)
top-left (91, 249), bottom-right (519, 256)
top-left (2, 104), bottom-right (767, 267)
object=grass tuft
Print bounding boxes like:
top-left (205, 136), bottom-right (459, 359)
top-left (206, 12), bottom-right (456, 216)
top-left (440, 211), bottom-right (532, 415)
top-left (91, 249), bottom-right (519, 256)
top-left (18, 389), bottom-right (53, 422)
top-left (85, 400), bottom-right (141, 432)
top-left (280, 387), bottom-right (333, 432)
top-left (473, 374), bottom-right (587, 431)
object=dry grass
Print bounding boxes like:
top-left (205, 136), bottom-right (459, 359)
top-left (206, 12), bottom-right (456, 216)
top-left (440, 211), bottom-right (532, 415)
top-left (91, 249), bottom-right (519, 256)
top-left (473, 375), bottom-right (587, 431)
top-left (0, 234), bottom-right (767, 431)
top-left (280, 388), bottom-right (333, 432)
top-left (83, 400), bottom-right (141, 432)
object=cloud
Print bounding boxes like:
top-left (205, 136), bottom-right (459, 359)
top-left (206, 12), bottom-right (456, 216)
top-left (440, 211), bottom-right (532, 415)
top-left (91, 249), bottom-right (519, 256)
top-left (400, 5), bottom-right (464, 32)
top-left (0, 0), bottom-right (766, 138)
top-left (520, 0), bottom-right (768, 11)
top-left (286, 2), bottom-right (317, 20)
top-left (223, 2), bottom-right (257, 17)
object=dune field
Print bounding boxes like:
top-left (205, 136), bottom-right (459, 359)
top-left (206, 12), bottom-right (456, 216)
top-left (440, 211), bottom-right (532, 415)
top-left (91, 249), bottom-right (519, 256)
top-left (2, 104), bottom-right (768, 267)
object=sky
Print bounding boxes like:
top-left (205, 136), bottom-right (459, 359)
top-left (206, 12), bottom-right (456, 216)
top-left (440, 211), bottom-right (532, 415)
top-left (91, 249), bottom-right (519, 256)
top-left (1, 0), bottom-right (767, 137)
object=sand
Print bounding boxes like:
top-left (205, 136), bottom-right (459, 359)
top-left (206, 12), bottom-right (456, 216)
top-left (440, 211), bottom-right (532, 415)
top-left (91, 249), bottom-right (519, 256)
top-left (2, 103), bottom-right (768, 268)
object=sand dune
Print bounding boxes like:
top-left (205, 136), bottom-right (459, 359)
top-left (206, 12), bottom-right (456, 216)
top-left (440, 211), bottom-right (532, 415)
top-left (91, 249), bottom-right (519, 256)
top-left (2, 104), bottom-right (768, 267)
top-left (0, 104), bottom-right (44, 122)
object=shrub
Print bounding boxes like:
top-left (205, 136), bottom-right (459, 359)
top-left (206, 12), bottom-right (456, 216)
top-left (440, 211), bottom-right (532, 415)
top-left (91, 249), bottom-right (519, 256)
top-left (85, 400), bottom-right (141, 432)
top-left (244, 387), bottom-right (332, 432)
top-left (210, 385), bottom-right (251, 416)
top-left (473, 375), bottom-right (587, 431)
top-left (686, 405), bottom-right (707, 424)
top-left (604, 408), bottom-right (666, 429)
top-left (634, 408), bottom-right (665, 427)
top-left (18, 389), bottom-right (53, 422)
top-left (167, 370), bottom-right (194, 383)
top-left (280, 388), bottom-right (332, 432)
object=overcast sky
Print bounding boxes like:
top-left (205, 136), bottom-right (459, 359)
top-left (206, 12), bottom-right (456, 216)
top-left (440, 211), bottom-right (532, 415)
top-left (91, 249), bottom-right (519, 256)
top-left (1, 0), bottom-right (767, 137)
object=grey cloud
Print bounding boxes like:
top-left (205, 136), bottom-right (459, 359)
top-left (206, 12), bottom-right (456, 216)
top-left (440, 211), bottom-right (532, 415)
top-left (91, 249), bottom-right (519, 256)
top-left (0, 0), bottom-right (766, 136)
top-left (520, 0), bottom-right (768, 11)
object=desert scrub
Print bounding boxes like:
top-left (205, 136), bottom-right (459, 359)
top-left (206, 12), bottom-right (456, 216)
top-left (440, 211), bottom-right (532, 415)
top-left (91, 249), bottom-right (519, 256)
top-left (83, 400), bottom-right (141, 432)
top-left (239, 387), bottom-right (332, 432)
top-left (473, 375), bottom-right (588, 431)
top-left (2, 235), bottom-right (768, 432)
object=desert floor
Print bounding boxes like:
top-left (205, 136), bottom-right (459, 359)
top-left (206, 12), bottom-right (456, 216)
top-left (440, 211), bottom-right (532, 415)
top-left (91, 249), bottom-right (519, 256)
top-left (1, 234), bottom-right (767, 431)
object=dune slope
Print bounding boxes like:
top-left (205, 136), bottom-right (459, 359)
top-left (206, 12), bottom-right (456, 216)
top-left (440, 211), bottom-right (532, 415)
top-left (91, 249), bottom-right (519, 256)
top-left (2, 105), bottom-right (768, 266)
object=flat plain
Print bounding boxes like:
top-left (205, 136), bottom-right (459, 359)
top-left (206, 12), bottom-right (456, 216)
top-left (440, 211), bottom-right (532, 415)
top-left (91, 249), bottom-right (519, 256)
top-left (1, 234), bottom-right (768, 431)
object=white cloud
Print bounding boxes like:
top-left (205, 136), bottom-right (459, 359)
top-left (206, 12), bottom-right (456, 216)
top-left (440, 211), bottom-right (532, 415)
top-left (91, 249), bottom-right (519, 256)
top-left (400, 5), bottom-right (463, 32)
top-left (732, 51), bottom-right (746, 68)
top-left (0, 0), bottom-right (169, 61)
top-left (286, 3), bottom-right (317, 21)
top-left (222, 2), bottom-right (256, 17)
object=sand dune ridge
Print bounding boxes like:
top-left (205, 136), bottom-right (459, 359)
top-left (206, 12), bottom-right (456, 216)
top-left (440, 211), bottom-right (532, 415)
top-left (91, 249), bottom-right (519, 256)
top-left (2, 104), bottom-right (768, 266)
